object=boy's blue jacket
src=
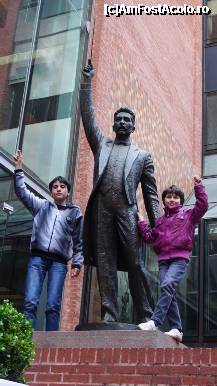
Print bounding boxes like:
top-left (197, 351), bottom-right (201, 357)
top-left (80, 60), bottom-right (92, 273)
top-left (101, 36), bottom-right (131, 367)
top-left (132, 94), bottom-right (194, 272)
top-left (14, 170), bottom-right (83, 267)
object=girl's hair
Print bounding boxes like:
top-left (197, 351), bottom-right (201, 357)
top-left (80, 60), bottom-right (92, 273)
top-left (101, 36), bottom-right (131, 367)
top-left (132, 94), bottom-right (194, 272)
top-left (162, 185), bottom-right (185, 206)
top-left (49, 176), bottom-right (71, 192)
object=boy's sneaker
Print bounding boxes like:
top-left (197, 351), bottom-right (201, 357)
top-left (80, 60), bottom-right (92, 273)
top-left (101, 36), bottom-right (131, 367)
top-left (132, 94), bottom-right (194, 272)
top-left (138, 320), bottom-right (158, 331)
top-left (165, 328), bottom-right (183, 342)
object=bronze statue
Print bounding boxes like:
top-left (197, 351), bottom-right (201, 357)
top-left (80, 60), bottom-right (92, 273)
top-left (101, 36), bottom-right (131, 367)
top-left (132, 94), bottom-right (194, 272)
top-left (80, 61), bottom-right (160, 323)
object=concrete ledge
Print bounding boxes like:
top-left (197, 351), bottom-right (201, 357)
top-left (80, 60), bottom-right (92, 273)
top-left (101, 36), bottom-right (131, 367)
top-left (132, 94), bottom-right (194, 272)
top-left (33, 330), bottom-right (184, 348)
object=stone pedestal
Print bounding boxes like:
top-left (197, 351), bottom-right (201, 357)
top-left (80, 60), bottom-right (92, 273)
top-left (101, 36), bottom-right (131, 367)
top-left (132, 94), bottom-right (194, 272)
top-left (25, 332), bottom-right (193, 385)
top-left (33, 330), bottom-right (183, 348)
top-left (75, 322), bottom-right (140, 331)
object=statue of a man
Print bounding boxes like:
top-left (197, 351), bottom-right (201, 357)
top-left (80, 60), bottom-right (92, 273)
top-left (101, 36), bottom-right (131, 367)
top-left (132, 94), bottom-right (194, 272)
top-left (80, 61), bottom-right (160, 324)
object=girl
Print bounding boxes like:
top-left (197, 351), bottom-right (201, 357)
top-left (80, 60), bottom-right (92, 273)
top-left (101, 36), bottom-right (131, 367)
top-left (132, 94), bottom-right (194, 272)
top-left (137, 176), bottom-right (208, 342)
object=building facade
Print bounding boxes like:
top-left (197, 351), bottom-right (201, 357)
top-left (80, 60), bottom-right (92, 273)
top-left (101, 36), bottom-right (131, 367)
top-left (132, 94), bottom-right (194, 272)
top-left (0, 0), bottom-right (216, 345)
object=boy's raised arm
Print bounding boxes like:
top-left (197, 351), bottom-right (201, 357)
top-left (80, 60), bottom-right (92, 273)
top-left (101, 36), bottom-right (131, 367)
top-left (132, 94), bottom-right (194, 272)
top-left (14, 150), bottom-right (45, 214)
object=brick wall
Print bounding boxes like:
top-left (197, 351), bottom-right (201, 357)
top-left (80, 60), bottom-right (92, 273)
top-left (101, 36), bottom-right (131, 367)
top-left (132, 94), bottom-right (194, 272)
top-left (26, 346), bottom-right (217, 386)
top-left (61, 0), bottom-right (203, 329)
top-left (90, 0), bottom-right (203, 193)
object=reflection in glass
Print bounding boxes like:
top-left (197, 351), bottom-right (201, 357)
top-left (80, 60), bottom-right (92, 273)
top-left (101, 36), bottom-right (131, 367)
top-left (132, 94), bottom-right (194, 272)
top-left (145, 229), bottom-right (199, 336)
top-left (117, 272), bottom-right (133, 323)
top-left (0, 180), bottom-right (11, 202)
top-left (29, 30), bottom-right (81, 101)
top-left (205, 93), bottom-right (217, 151)
top-left (0, 0), bottom-right (89, 185)
top-left (22, 118), bottom-right (72, 182)
top-left (88, 268), bottom-right (133, 323)
top-left (0, 172), bottom-right (32, 313)
top-left (21, 1), bottom-right (87, 184)
top-left (204, 222), bottom-right (217, 335)
top-left (41, 0), bottom-right (84, 19)
top-left (205, 48), bottom-right (217, 93)
top-left (0, 2), bottom-right (36, 156)
top-left (145, 244), bottom-right (159, 305)
top-left (204, 154), bottom-right (217, 177)
top-left (178, 257), bottom-right (198, 337)
top-left (207, 0), bottom-right (217, 43)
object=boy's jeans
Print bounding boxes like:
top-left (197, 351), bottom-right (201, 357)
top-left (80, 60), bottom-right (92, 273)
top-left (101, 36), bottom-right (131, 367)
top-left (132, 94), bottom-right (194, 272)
top-left (24, 256), bottom-right (67, 331)
top-left (151, 258), bottom-right (189, 331)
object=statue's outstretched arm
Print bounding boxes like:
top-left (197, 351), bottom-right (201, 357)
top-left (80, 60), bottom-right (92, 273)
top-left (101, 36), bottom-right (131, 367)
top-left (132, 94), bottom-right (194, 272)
top-left (80, 61), bottom-right (103, 154)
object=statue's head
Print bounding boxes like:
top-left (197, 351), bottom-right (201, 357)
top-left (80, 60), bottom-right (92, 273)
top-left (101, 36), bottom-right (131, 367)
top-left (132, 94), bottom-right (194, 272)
top-left (113, 107), bottom-right (135, 138)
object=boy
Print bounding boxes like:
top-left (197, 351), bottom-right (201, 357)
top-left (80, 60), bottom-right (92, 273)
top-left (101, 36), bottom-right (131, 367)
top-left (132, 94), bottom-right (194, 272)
top-left (14, 150), bottom-right (83, 330)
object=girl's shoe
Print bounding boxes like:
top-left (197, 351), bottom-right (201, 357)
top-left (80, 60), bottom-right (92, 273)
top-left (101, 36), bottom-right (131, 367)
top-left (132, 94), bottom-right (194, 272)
top-left (138, 320), bottom-right (158, 331)
top-left (165, 328), bottom-right (183, 342)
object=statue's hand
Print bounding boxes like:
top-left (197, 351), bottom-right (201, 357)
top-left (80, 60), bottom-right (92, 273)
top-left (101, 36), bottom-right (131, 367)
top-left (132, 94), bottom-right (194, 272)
top-left (82, 59), bottom-right (94, 78)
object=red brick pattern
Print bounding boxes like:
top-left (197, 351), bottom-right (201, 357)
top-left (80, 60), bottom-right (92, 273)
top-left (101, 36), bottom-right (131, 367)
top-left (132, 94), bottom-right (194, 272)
top-left (90, 0), bottom-right (203, 197)
top-left (25, 347), bottom-right (217, 385)
top-left (59, 270), bottom-right (84, 331)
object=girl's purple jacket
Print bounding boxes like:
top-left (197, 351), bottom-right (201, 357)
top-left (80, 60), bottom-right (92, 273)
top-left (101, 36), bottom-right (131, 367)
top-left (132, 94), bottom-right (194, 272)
top-left (138, 183), bottom-right (208, 261)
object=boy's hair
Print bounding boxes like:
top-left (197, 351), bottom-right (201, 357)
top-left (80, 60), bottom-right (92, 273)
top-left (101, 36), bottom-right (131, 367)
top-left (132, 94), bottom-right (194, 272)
top-left (49, 176), bottom-right (71, 193)
top-left (162, 185), bottom-right (185, 206)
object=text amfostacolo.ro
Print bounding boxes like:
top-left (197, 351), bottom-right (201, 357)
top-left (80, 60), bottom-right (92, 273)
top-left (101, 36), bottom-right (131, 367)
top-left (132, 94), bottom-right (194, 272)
top-left (104, 4), bottom-right (211, 17)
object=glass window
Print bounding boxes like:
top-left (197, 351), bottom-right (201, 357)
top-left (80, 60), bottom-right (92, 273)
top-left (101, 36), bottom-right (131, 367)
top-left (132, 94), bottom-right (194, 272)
top-left (23, 118), bottom-right (72, 182)
top-left (41, 0), bottom-right (84, 19)
top-left (15, 6), bottom-right (38, 43)
top-left (87, 268), bottom-right (134, 323)
top-left (202, 178), bottom-right (217, 204)
top-left (178, 229), bottom-right (199, 337)
top-left (0, 167), bottom-right (46, 329)
top-left (204, 221), bottom-right (217, 335)
top-left (0, 179), bottom-right (11, 202)
top-left (0, 172), bottom-right (32, 313)
top-left (145, 245), bottom-right (159, 305)
top-left (0, 3), bottom-right (36, 156)
top-left (204, 154), bottom-right (217, 176)
top-left (185, 176), bottom-right (217, 208)
top-left (21, 4), bottom-right (87, 184)
top-left (205, 47), bottom-right (217, 92)
top-left (204, 93), bottom-right (217, 151)
top-left (29, 29), bottom-right (81, 101)
top-left (0, 167), bottom-right (10, 177)
top-left (207, 0), bottom-right (217, 43)
top-left (146, 230), bottom-right (199, 337)
top-left (9, 43), bottom-right (32, 82)
top-left (0, 0), bottom-right (90, 186)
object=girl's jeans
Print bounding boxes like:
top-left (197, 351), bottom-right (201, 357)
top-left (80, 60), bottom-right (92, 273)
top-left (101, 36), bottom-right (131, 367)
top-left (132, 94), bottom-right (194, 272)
top-left (151, 258), bottom-right (189, 331)
top-left (23, 256), bottom-right (67, 331)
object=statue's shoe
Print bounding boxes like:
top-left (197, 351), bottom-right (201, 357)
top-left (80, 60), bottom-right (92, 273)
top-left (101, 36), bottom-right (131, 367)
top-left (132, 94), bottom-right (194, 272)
top-left (101, 312), bottom-right (117, 322)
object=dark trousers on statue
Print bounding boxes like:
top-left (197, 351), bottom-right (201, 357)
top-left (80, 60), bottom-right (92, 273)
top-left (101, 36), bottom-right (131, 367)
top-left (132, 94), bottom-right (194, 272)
top-left (95, 192), bottom-right (153, 323)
